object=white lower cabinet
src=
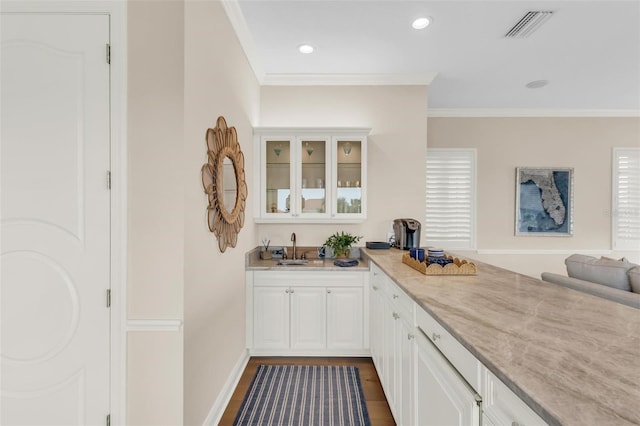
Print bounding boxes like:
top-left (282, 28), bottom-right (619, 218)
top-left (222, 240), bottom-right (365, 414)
top-left (326, 286), bottom-right (364, 350)
top-left (369, 263), bottom-right (547, 426)
top-left (290, 287), bottom-right (326, 349)
top-left (415, 330), bottom-right (480, 426)
top-left (248, 270), bottom-right (367, 355)
top-left (369, 270), bottom-right (385, 377)
top-left (371, 263), bottom-right (415, 424)
top-left (253, 286), bottom-right (290, 349)
top-left (399, 318), bottom-right (415, 426)
top-left (481, 367), bottom-right (547, 426)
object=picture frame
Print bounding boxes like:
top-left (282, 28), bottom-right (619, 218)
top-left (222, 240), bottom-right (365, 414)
top-left (515, 167), bottom-right (574, 236)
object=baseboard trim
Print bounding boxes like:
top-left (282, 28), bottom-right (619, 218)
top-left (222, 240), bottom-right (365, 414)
top-left (475, 249), bottom-right (613, 255)
top-left (203, 348), bottom-right (250, 425)
top-left (248, 349), bottom-right (371, 357)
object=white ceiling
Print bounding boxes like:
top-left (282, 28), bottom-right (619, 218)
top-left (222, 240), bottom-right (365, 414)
top-left (231, 0), bottom-right (640, 115)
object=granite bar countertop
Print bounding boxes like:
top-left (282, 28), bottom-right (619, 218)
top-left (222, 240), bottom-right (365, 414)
top-left (362, 248), bottom-right (640, 426)
top-left (245, 246), bottom-right (369, 271)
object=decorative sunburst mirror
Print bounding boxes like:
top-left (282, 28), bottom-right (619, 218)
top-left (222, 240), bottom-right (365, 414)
top-left (201, 116), bottom-right (247, 252)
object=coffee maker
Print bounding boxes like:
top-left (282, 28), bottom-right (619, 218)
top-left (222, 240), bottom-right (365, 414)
top-left (393, 218), bottom-right (421, 250)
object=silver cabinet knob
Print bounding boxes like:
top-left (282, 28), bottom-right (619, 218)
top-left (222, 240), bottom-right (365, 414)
top-left (285, 289), bottom-right (290, 293)
top-left (432, 333), bottom-right (441, 341)
top-left (290, 289), bottom-right (295, 293)
top-left (393, 294), bottom-right (399, 299)
top-left (392, 313), bottom-right (400, 320)
top-left (327, 289), bottom-right (332, 294)
top-left (511, 422), bottom-right (521, 426)
top-left (372, 286), bottom-right (379, 290)
top-left (407, 334), bottom-right (415, 341)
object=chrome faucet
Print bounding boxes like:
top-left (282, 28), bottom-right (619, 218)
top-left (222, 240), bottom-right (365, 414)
top-left (291, 232), bottom-right (297, 260)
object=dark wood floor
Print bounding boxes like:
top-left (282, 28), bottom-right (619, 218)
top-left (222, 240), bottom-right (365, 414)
top-left (219, 357), bottom-right (396, 426)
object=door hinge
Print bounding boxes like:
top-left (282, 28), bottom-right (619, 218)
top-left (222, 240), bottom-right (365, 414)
top-left (106, 289), bottom-right (111, 308)
top-left (107, 170), bottom-right (111, 190)
top-left (106, 43), bottom-right (111, 64)
top-left (106, 414), bottom-right (110, 426)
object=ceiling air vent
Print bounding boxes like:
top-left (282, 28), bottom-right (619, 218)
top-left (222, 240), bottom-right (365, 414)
top-left (505, 11), bottom-right (554, 38)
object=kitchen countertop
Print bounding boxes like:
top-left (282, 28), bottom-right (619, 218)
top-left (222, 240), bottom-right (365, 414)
top-left (362, 248), bottom-right (640, 426)
top-left (245, 247), bottom-right (369, 271)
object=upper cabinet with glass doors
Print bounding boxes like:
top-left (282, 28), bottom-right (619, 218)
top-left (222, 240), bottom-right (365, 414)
top-left (255, 128), bottom-right (369, 223)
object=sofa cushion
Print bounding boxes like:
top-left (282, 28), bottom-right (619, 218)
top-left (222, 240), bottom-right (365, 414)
top-left (628, 266), bottom-right (640, 293)
top-left (541, 272), bottom-right (640, 309)
top-left (565, 254), bottom-right (632, 292)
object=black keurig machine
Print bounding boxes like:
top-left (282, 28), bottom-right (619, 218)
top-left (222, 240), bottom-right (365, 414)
top-left (393, 218), bottom-right (421, 250)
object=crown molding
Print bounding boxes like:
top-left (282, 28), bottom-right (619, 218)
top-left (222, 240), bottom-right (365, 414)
top-left (221, 0), bottom-right (265, 83)
top-left (428, 108), bottom-right (640, 118)
top-left (262, 73), bottom-right (436, 86)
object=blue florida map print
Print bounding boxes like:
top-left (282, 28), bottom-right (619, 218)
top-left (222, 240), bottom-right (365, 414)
top-left (518, 169), bottom-right (570, 233)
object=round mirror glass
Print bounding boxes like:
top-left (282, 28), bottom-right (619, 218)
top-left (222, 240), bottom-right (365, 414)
top-left (221, 156), bottom-right (237, 212)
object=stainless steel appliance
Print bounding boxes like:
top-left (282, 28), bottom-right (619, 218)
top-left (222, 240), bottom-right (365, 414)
top-left (393, 218), bottom-right (421, 250)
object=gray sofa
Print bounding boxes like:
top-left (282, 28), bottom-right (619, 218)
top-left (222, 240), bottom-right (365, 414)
top-left (541, 254), bottom-right (640, 309)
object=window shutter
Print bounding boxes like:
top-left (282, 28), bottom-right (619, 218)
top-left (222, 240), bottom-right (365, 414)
top-left (425, 149), bottom-right (476, 250)
top-left (613, 148), bottom-right (640, 251)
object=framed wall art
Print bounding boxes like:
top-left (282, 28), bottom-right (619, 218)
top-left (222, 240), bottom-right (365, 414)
top-left (515, 167), bottom-right (573, 236)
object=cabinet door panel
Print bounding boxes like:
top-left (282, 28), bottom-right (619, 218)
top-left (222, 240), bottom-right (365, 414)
top-left (290, 287), bottom-right (326, 349)
top-left (327, 287), bottom-right (363, 349)
top-left (298, 137), bottom-right (329, 216)
top-left (369, 279), bottom-right (384, 375)
top-left (383, 301), bottom-right (398, 416)
top-left (263, 138), bottom-right (293, 217)
top-left (415, 332), bottom-right (480, 426)
top-left (333, 136), bottom-right (366, 219)
top-left (400, 321), bottom-right (415, 426)
top-left (253, 286), bottom-right (290, 349)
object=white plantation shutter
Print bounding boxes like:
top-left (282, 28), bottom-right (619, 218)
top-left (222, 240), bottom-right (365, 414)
top-left (613, 148), bottom-right (640, 250)
top-left (425, 149), bottom-right (477, 250)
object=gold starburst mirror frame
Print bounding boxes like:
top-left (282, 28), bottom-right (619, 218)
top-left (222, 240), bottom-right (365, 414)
top-left (201, 116), bottom-right (247, 252)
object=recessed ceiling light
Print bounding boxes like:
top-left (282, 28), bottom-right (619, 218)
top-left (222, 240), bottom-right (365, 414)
top-left (412, 17), bottom-right (431, 30)
top-left (298, 44), bottom-right (314, 54)
top-left (526, 80), bottom-right (549, 89)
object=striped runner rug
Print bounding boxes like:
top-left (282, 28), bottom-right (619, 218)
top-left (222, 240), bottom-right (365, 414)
top-left (233, 365), bottom-right (371, 426)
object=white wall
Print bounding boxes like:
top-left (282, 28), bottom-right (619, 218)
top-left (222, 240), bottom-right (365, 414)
top-left (127, 1), bottom-right (184, 424)
top-left (257, 86), bottom-right (428, 248)
top-left (127, 1), bottom-right (259, 424)
top-left (183, 1), bottom-right (259, 425)
top-left (428, 117), bottom-right (640, 277)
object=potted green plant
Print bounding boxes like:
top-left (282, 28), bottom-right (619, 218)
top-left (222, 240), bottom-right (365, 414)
top-left (323, 231), bottom-right (362, 258)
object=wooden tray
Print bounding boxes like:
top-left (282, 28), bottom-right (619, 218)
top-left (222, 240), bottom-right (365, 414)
top-left (402, 252), bottom-right (477, 275)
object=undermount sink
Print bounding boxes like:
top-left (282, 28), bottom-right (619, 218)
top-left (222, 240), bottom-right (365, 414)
top-left (277, 259), bottom-right (309, 266)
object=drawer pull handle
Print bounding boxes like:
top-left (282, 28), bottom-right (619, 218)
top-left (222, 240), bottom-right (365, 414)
top-left (432, 333), bottom-right (441, 341)
top-left (327, 289), bottom-right (332, 294)
top-left (393, 294), bottom-right (399, 299)
top-left (392, 313), bottom-right (400, 320)
top-left (407, 334), bottom-right (415, 341)
top-left (372, 286), bottom-right (378, 290)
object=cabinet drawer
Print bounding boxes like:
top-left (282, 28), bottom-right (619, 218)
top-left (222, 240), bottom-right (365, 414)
top-left (415, 306), bottom-right (480, 391)
top-left (254, 270), bottom-right (364, 286)
top-left (482, 367), bottom-right (547, 426)
top-left (382, 277), bottom-right (414, 322)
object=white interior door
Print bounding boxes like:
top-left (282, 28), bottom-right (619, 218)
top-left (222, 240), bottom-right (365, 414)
top-left (1, 13), bottom-right (111, 425)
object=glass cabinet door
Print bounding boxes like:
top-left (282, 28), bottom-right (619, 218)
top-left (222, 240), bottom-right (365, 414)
top-left (265, 139), bottom-right (291, 214)
top-left (299, 138), bottom-right (327, 216)
top-left (335, 139), bottom-right (363, 215)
